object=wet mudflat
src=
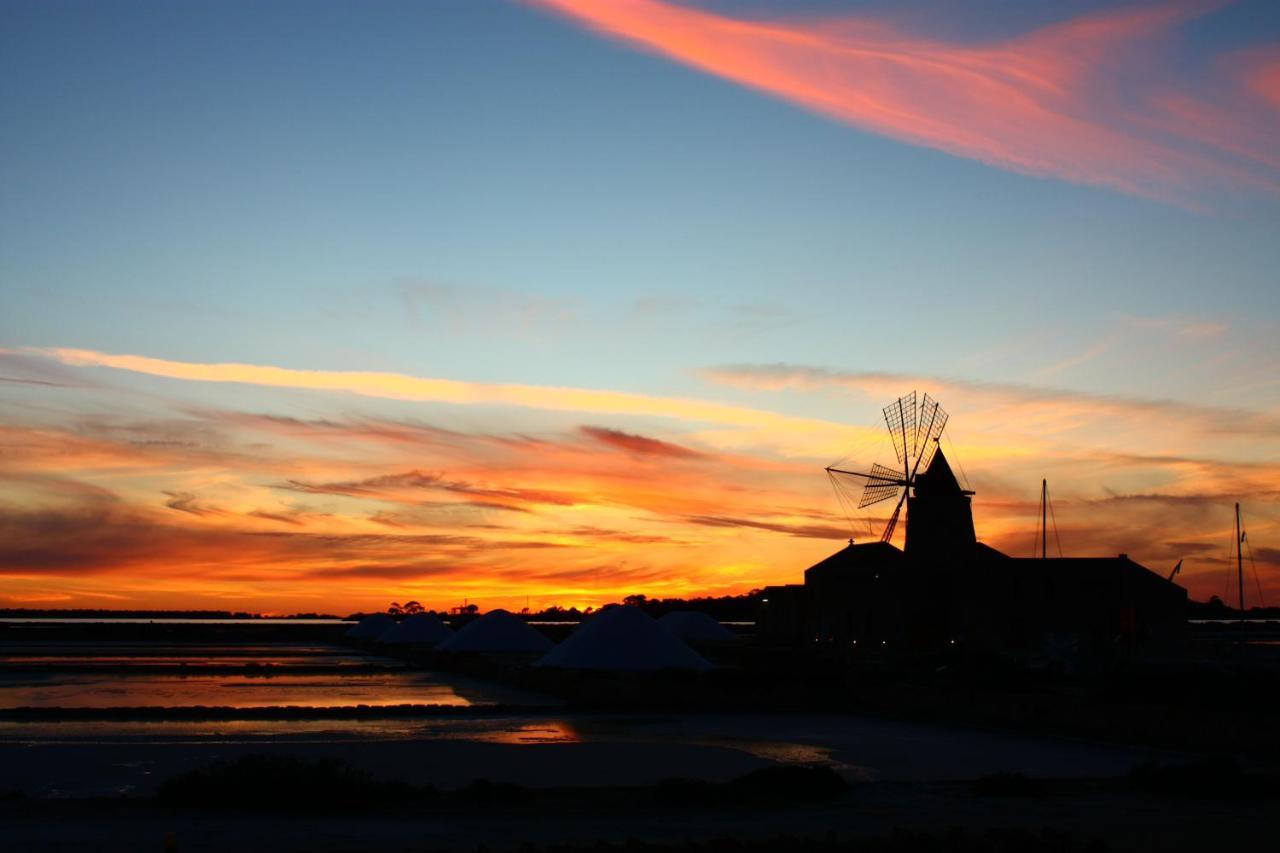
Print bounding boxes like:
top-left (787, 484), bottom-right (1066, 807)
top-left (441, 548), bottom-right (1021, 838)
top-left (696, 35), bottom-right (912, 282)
top-left (1, 632), bottom-right (1174, 798)
top-left (0, 710), bottom-right (1171, 797)
top-left (4, 777), bottom-right (1277, 853)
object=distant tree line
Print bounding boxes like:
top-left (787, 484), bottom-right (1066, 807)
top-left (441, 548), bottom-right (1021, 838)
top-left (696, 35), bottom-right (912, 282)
top-left (18, 592), bottom-right (1269, 624)
top-left (356, 591), bottom-right (765, 623)
top-left (1188, 596), bottom-right (1280, 620)
top-left (611, 591), bottom-right (763, 621)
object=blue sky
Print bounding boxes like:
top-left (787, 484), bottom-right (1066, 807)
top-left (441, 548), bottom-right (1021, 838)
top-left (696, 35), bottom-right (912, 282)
top-left (4, 1), bottom-right (1277, 394)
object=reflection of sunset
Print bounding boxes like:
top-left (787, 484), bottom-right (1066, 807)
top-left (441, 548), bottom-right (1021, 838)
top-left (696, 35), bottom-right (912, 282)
top-left (474, 720), bottom-right (581, 745)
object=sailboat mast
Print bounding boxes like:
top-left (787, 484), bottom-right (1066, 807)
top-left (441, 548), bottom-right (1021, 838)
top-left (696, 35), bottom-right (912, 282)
top-left (1236, 502), bottom-right (1245, 618)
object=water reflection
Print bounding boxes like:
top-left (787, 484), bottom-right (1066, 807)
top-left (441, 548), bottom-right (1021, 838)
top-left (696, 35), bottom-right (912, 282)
top-left (1, 642), bottom-right (383, 668)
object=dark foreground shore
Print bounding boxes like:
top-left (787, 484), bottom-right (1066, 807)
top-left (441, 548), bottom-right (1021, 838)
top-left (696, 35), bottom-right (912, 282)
top-left (5, 620), bottom-right (1280, 852)
top-left (5, 768), bottom-right (1278, 853)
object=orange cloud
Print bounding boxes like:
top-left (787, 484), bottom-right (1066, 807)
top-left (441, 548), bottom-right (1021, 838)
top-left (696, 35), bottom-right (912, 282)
top-left (0, 402), bottom-right (851, 612)
top-left (525, 0), bottom-right (1280, 203)
top-left (4, 350), bottom-right (1279, 611)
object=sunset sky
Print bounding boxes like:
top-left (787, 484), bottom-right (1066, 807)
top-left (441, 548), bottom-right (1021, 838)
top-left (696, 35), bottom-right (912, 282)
top-left (2, 0), bottom-right (1278, 613)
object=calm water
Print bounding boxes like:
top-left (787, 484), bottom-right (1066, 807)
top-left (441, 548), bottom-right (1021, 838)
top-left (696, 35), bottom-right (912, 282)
top-left (2, 642), bottom-right (374, 667)
top-left (0, 635), bottom-right (1172, 794)
top-left (0, 671), bottom-right (552, 709)
top-left (0, 634), bottom-right (1171, 798)
top-left (0, 640), bottom-right (553, 709)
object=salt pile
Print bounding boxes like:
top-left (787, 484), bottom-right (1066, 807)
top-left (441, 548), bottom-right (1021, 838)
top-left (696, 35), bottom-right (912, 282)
top-left (537, 606), bottom-right (711, 671)
top-left (437, 609), bottom-right (553, 654)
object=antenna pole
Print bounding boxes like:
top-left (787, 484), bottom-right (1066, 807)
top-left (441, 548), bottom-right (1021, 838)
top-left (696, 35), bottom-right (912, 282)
top-left (1236, 502), bottom-right (1245, 619)
top-left (1042, 479), bottom-right (1048, 560)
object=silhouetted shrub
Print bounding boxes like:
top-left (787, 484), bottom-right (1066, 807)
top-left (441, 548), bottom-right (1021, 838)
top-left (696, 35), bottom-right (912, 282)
top-left (487, 827), bottom-right (1106, 852)
top-left (656, 765), bottom-right (847, 807)
top-left (156, 754), bottom-right (425, 812)
top-left (461, 777), bottom-right (533, 806)
top-left (654, 776), bottom-right (718, 807)
top-left (971, 771), bottom-right (1046, 797)
top-left (727, 764), bottom-right (847, 800)
top-left (1129, 757), bottom-right (1280, 797)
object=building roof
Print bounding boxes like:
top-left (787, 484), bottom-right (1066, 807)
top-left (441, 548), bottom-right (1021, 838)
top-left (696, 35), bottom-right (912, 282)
top-left (1003, 555), bottom-right (1184, 590)
top-left (914, 448), bottom-right (963, 497)
top-left (804, 540), bottom-right (902, 582)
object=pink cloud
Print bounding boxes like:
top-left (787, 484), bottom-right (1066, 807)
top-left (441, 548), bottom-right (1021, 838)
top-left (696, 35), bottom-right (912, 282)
top-left (526, 0), bottom-right (1280, 203)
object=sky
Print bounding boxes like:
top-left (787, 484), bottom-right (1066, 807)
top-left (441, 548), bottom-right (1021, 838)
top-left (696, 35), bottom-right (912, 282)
top-left (1, 0), bottom-right (1278, 614)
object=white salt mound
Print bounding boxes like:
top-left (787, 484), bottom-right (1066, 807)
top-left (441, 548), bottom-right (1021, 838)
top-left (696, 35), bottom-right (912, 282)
top-left (345, 613), bottom-right (397, 640)
top-left (659, 611), bottom-right (735, 644)
top-left (437, 609), bottom-right (552, 654)
top-left (379, 612), bottom-right (453, 646)
top-left (536, 606), bottom-right (712, 671)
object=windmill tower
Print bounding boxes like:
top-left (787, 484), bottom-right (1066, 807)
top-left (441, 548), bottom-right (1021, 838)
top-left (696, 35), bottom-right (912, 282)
top-left (827, 392), bottom-right (974, 553)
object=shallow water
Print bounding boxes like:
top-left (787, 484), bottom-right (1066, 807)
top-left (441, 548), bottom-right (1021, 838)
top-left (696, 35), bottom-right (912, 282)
top-left (0, 637), bottom-right (1175, 797)
top-left (0, 670), bottom-right (553, 708)
top-left (0, 640), bottom-right (551, 709)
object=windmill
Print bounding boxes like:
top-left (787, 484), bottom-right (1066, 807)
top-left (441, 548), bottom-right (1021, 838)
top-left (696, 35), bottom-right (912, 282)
top-left (826, 391), bottom-right (956, 543)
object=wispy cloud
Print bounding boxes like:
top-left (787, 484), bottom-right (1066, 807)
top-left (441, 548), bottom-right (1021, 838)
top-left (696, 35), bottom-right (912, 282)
top-left (1039, 341), bottom-right (1113, 378)
top-left (37, 347), bottom-right (845, 443)
top-left (526, 0), bottom-right (1280, 204)
top-left (162, 491), bottom-right (227, 518)
top-left (699, 363), bottom-right (1280, 441)
top-left (580, 425), bottom-right (705, 459)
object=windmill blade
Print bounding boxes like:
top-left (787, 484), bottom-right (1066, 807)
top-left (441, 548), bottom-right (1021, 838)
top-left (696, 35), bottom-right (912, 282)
top-left (882, 391), bottom-right (917, 466)
top-left (910, 394), bottom-right (949, 473)
top-left (881, 488), bottom-right (907, 542)
top-left (858, 462), bottom-right (905, 507)
top-left (827, 468), bottom-right (876, 538)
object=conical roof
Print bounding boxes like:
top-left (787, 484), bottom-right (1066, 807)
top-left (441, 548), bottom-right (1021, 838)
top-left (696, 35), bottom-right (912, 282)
top-left (915, 448), bottom-right (962, 496)
top-left (659, 611), bottom-right (735, 644)
top-left (536, 606), bottom-right (712, 671)
top-left (437, 609), bottom-right (552, 654)
top-left (379, 612), bottom-right (453, 646)
top-left (344, 613), bottom-right (397, 640)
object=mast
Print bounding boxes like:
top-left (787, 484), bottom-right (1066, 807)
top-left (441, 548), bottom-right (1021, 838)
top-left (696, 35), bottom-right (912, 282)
top-left (1042, 479), bottom-right (1048, 560)
top-left (1236, 502), bottom-right (1245, 619)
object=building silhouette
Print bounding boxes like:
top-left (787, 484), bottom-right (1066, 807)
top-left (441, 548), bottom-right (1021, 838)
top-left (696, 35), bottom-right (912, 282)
top-left (760, 449), bottom-right (1186, 662)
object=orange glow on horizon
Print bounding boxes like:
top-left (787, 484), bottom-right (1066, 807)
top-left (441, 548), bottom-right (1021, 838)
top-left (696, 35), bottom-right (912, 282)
top-left (1, 349), bottom-right (1277, 613)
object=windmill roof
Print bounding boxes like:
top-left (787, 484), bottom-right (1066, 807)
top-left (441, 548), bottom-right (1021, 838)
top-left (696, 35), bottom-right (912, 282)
top-left (915, 448), bottom-right (962, 497)
top-left (659, 611), bottom-right (735, 644)
top-left (536, 606), bottom-right (712, 671)
top-left (379, 612), bottom-right (453, 645)
top-left (437, 609), bottom-right (553, 654)
top-left (344, 613), bottom-right (397, 640)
